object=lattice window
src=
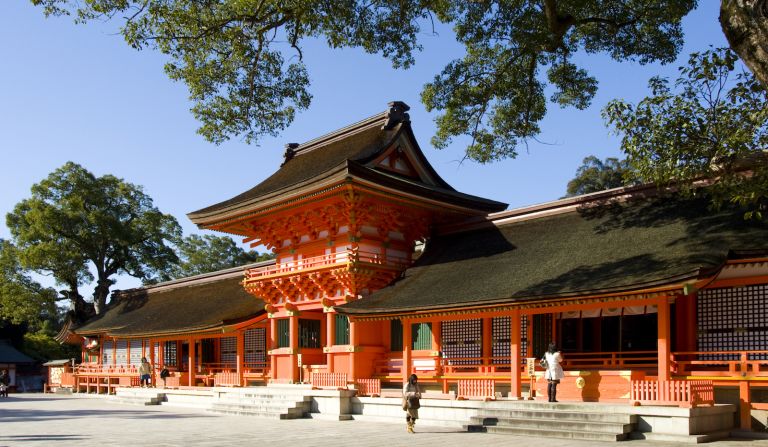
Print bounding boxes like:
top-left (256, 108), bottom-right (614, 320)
top-left (492, 317), bottom-right (510, 365)
top-left (245, 328), bottom-right (266, 367)
top-left (698, 284), bottom-right (768, 360)
top-left (102, 340), bottom-right (114, 365)
top-left (163, 341), bottom-right (177, 368)
top-left (220, 337), bottom-right (237, 368)
top-left (390, 319), bottom-right (403, 351)
top-left (412, 323), bottom-right (432, 350)
top-left (521, 315), bottom-right (529, 359)
top-left (115, 340), bottom-right (128, 365)
top-left (300, 319), bottom-right (321, 348)
top-left (442, 319), bottom-right (481, 365)
top-left (153, 343), bottom-right (159, 364)
top-left (335, 314), bottom-right (350, 345)
top-left (532, 314), bottom-right (553, 359)
top-left (129, 340), bottom-right (143, 365)
top-left (277, 319), bottom-right (290, 348)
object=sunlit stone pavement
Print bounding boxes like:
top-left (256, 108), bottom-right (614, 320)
top-left (2, 394), bottom-right (768, 447)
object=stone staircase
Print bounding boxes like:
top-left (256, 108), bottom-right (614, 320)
top-left (108, 388), bottom-right (165, 406)
top-left (466, 401), bottom-right (637, 442)
top-left (207, 386), bottom-right (312, 419)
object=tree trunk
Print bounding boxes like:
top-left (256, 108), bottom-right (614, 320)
top-left (720, 0), bottom-right (768, 88)
top-left (92, 278), bottom-right (113, 315)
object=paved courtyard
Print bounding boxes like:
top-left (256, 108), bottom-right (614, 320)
top-left (1, 394), bottom-right (768, 447)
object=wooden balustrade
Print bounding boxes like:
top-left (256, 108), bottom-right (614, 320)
top-left (355, 378), bottom-right (381, 397)
top-left (457, 379), bottom-right (496, 401)
top-left (311, 372), bottom-right (348, 390)
top-left (245, 250), bottom-right (411, 280)
top-left (672, 350), bottom-right (768, 376)
top-left (631, 380), bottom-right (714, 408)
top-left (214, 372), bottom-right (241, 387)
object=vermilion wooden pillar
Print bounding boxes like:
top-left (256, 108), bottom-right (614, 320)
top-left (188, 337), bottom-right (195, 386)
top-left (402, 319), bottom-right (412, 383)
top-left (510, 309), bottom-right (522, 399)
top-left (236, 331), bottom-right (245, 386)
top-left (482, 318), bottom-right (492, 366)
top-left (657, 297), bottom-right (671, 381)
top-left (326, 312), bottom-right (335, 372)
top-left (289, 315), bottom-right (299, 383)
top-left (740, 380), bottom-right (752, 429)
top-left (349, 320), bottom-right (358, 381)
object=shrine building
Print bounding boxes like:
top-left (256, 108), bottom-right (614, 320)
top-left (65, 102), bottom-right (768, 429)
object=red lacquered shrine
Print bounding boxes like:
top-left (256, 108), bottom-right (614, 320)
top-left (187, 102), bottom-right (505, 383)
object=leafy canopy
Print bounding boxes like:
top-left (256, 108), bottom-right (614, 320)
top-left (564, 156), bottom-right (640, 197)
top-left (0, 240), bottom-right (58, 329)
top-left (603, 48), bottom-right (768, 218)
top-left (32, 0), bottom-right (695, 160)
top-left (154, 234), bottom-right (274, 282)
top-left (6, 162), bottom-right (182, 316)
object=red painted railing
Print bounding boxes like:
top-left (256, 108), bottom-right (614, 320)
top-left (245, 249), bottom-right (410, 280)
top-left (311, 372), bottom-right (348, 390)
top-left (355, 378), bottom-right (381, 397)
top-left (631, 380), bottom-right (714, 407)
top-left (457, 379), bottom-right (496, 400)
top-left (214, 372), bottom-right (240, 387)
top-left (672, 350), bottom-right (768, 376)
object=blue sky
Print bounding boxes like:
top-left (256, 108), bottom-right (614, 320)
top-left (0, 1), bottom-right (730, 293)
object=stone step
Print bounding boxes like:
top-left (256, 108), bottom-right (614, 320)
top-left (216, 394), bottom-right (312, 402)
top-left (475, 408), bottom-right (637, 423)
top-left (209, 402), bottom-right (309, 414)
top-left (469, 416), bottom-right (633, 434)
top-left (468, 425), bottom-right (628, 442)
top-left (107, 395), bottom-right (163, 406)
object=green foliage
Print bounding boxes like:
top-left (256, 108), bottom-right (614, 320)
top-left (564, 156), bottom-right (640, 197)
top-left (32, 0), bottom-right (430, 145)
top-left (603, 48), bottom-right (768, 217)
top-left (31, 0), bottom-right (695, 160)
top-left (153, 234), bottom-right (274, 282)
top-left (23, 327), bottom-right (80, 361)
top-left (0, 240), bottom-right (58, 329)
top-left (6, 162), bottom-right (182, 316)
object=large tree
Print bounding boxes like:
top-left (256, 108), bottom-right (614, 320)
top-left (6, 162), bottom-right (182, 318)
top-left (0, 239), bottom-right (57, 329)
top-left (604, 48), bottom-right (768, 218)
top-left (154, 234), bottom-right (274, 282)
top-left (34, 0), bottom-right (760, 159)
top-left (564, 156), bottom-right (640, 197)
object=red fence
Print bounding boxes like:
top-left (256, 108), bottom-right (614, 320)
top-left (214, 372), bottom-right (241, 387)
top-left (311, 372), bottom-right (348, 390)
top-left (631, 380), bottom-right (714, 407)
top-left (457, 379), bottom-right (496, 400)
top-left (355, 378), bottom-right (381, 397)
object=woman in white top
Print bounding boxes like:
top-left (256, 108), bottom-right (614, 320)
top-left (543, 343), bottom-right (564, 402)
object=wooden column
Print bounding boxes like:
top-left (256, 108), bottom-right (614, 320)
top-left (188, 338), bottom-right (195, 386)
top-left (510, 309), bottom-right (522, 399)
top-left (326, 312), bottom-right (335, 372)
top-left (740, 380), bottom-right (752, 429)
top-left (289, 315), bottom-right (299, 383)
top-left (403, 319), bottom-right (412, 383)
top-left (269, 318), bottom-right (278, 381)
top-left (349, 319), bottom-right (358, 381)
top-left (112, 339), bottom-right (117, 367)
top-left (236, 331), bottom-right (245, 386)
top-left (657, 297), bottom-right (671, 381)
top-left (482, 317), bottom-right (492, 367)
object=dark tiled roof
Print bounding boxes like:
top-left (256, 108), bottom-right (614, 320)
top-left (0, 340), bottom-right (35, 363)
top-left (339, 195), bottom-right (768, 315)
top-left (190, 121), bottom-right (394, 217)
top-left (76, 275), bottom-right (263, 337)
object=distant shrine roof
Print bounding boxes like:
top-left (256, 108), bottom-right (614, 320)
top-left (188, 101), bottom-right (506, 228)
top-left (338, 186), bottom-right (768, 317)
top-left (75, 262), bottom-right (271, 337)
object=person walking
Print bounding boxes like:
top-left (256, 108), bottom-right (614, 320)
top-left (543, 343), bottom-right (564, 402)
top-left (402, 374), bottom-right (421, 433)
top-left (138, 357), bottom-right (153, 388)
top-left (0, 370), bottom-right (10, 397)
